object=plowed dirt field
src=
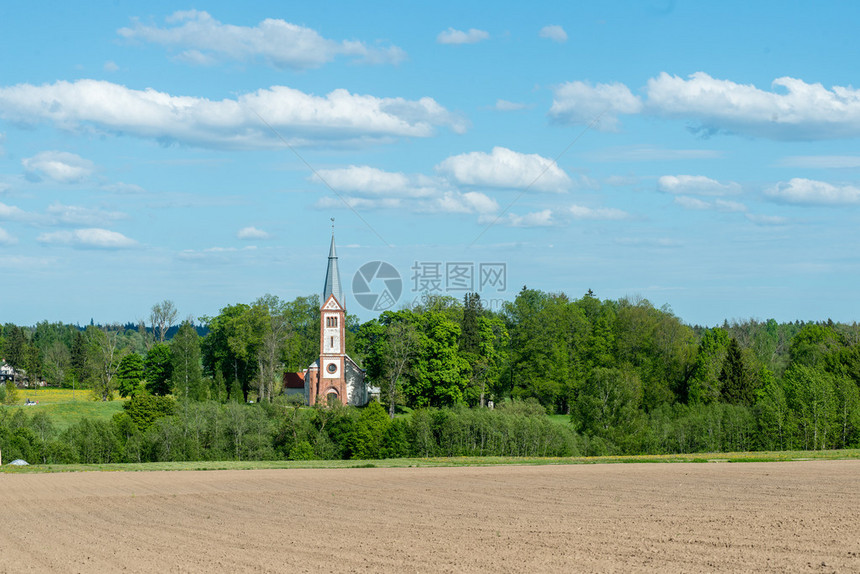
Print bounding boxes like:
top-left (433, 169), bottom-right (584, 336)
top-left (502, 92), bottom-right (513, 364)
top-left (1, 460), bottom-right (858, 572)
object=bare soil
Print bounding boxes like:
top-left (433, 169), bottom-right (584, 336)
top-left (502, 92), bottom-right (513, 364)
top-left (1, 460), bottom-right (858, 573)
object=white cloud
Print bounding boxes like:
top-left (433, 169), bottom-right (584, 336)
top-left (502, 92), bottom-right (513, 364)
top-left (549, 81), bottom-right (643, 131)
top-left (237, 226), bottom-right (270, 240)
top-left (507, 209), bottom-right (555, 227)
top-left (674, 196), bottom-right (747, 213)
top-left (311, 166), bottom-right (498, 216)
top-left (494, 99), bottom-right (529, 111)
top-left (551, 72), bottom-right (860, 139)
top-left (646, 72), bottom-right (860, 140)
top-left (0, 227), bottom-right (17, 245)
top-left (0, 202), bottom-right (31, 221)
top-left (103, 60), bottom-right (119, 72)
top-left (312, 165), bottom-right (437, 198)
top-left (46, 203), bottom-right (127, 226)
top-left (0, 80), bottom-right (466, 150)
top-left (658, 175), bottom-right (741, 196)
top-left (22, 151), bottom-right (94, 183)
top-left (428, 191), bottom-right (499, 215)
top-left (437, 28), bottom-right (489, 45)
top-left (569, 204), bottom-right (629, 220)
top-left (119, 10), bottom-right (405, 69)
top-left (539, 25), bottom-right (567, 43)
top-left (315, 196), bottom-right (402, 210)
top-left (37, 228), bottom-right (137, 249)
top-left (746, 213), bottom-right (789, 225)
top-left (765, 178), bottom-right (860, 205)
top-left (436, 147), bottom-right (572, 192)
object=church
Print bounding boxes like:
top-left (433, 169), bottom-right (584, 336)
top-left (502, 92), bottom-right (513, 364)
top-left (283, 233), bottom-right (370, 406)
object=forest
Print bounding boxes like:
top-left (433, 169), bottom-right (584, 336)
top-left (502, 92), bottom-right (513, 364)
top-left (1, 287), bottom-right (859, 464)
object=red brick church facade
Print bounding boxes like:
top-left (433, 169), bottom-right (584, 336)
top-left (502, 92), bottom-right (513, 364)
top-left (284, 233), bottom-right (368, 406)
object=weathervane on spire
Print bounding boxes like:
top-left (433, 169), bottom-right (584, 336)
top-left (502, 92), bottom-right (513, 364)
top-left (330, 217), bottom-right (335, 235)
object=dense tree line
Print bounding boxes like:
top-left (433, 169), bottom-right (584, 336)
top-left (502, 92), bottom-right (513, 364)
top-left (0, 398), bottom-right (576, 464)
top-left (2, 288), bottom-right (860, 461)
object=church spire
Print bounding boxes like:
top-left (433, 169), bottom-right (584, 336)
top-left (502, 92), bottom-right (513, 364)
top-left (322, 222), bottom-right (344, 306)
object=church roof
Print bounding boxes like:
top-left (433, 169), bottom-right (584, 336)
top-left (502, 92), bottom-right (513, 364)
top-left (322, 234), bottom-right (344, 307)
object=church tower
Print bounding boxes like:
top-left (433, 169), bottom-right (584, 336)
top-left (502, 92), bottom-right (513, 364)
top-left (292, 226), bottom-right (369, 407)
top-left (310, 232), bottom-right (348, 405)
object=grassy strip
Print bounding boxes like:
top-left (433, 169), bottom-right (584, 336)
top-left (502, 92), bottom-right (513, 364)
top-left (3, 449), bottom-right (858, 474)
top-left (1, 388), bottom-right (125, 431)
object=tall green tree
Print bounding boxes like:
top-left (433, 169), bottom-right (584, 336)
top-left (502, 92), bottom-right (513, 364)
top-left (86, 326), bottom-right (124, 401)
top-left (145, 343), bottom-right (173, 396)
top-left (150, 299), bottom-right (178, 342)
top-left (202, 303), bottom-right (268, 401)
top-left (412, 310), bottom-right (470, 407)
top-left (359, 312), bottom-right (421, 417)
top-left (116, 353), bottom-right (145, 398)
top-left (170, 321), bottom-right (204, 401)
top-left (686, 328), bottom-right (730, 404)
top-left (720, 338), bottom-right (755, 405)
top-left (70, 330), bottom-right (91, 390)
top-left (784, 363), bottom-right (835, 450)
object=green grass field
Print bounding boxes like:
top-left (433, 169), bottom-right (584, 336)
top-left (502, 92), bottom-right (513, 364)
top-left (3, 448), bottom-right (858, 474)
top-left (1, 388), bottom-right (126, 431)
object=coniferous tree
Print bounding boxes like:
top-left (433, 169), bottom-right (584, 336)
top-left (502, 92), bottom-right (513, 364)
top-left (145, 343), bottom-right (173, 396)
top-left (116, 353), bottom-right (145, 398)
top-left (70, 330), bottom-right (90, 388)
top-left (720, 338), bottom-right (754, 405)
top-left (170, 321), bottom-right (204, 401)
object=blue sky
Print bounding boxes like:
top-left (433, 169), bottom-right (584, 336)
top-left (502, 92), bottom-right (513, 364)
top-left (2, 0), bottom-right (860, 327)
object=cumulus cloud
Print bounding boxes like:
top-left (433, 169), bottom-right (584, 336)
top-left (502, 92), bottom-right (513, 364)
top-left (504, 209), bottom-right (555, 227)
top-left (237, 226), bottom-right (271, 240)
top-left (551, 72), bottom-right (860, 140)
top-left (569, 204), bottom-right (629, 220)
top-left (0, 80), bottom-right (465, 150)
top-left (310, 165), bottom-right (497, 217)
top-left (539, 25), bottom-right (567, 43)
top-left (765, 178), bottom-right (860, 205)
top-left (427, 191), bottom-right (499, 215)
top-left (22, 151), bottom-right (94, 183)
top-left (549, 81), bottom-right (643, 131)
top-left (437, 28), bottom-right (489, 44)
top-left (645, 72), bottom-right (860, 139)
top-left (674, 196), bottom-right (747, 213)
top-left (0, 226), bottom-right (17, 245)
top-left (315, 195), bottom-right (402, 211)
top-left (0, 202), bottom-right (32, 222)
top-left (37, 228), bottom-right (137, 249)
top-left (312, 165), bottom-right (437, 198)
top-left (436, 147), bottom-right (572, 192)
top-left (46, 203), bottom-right (127, 226)
top-left (657, 175), bottom-right (741, 196)
top-left (119, 10), bottom-right (405, 69)
top-left (103, 60), bottom-right (119, 72)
